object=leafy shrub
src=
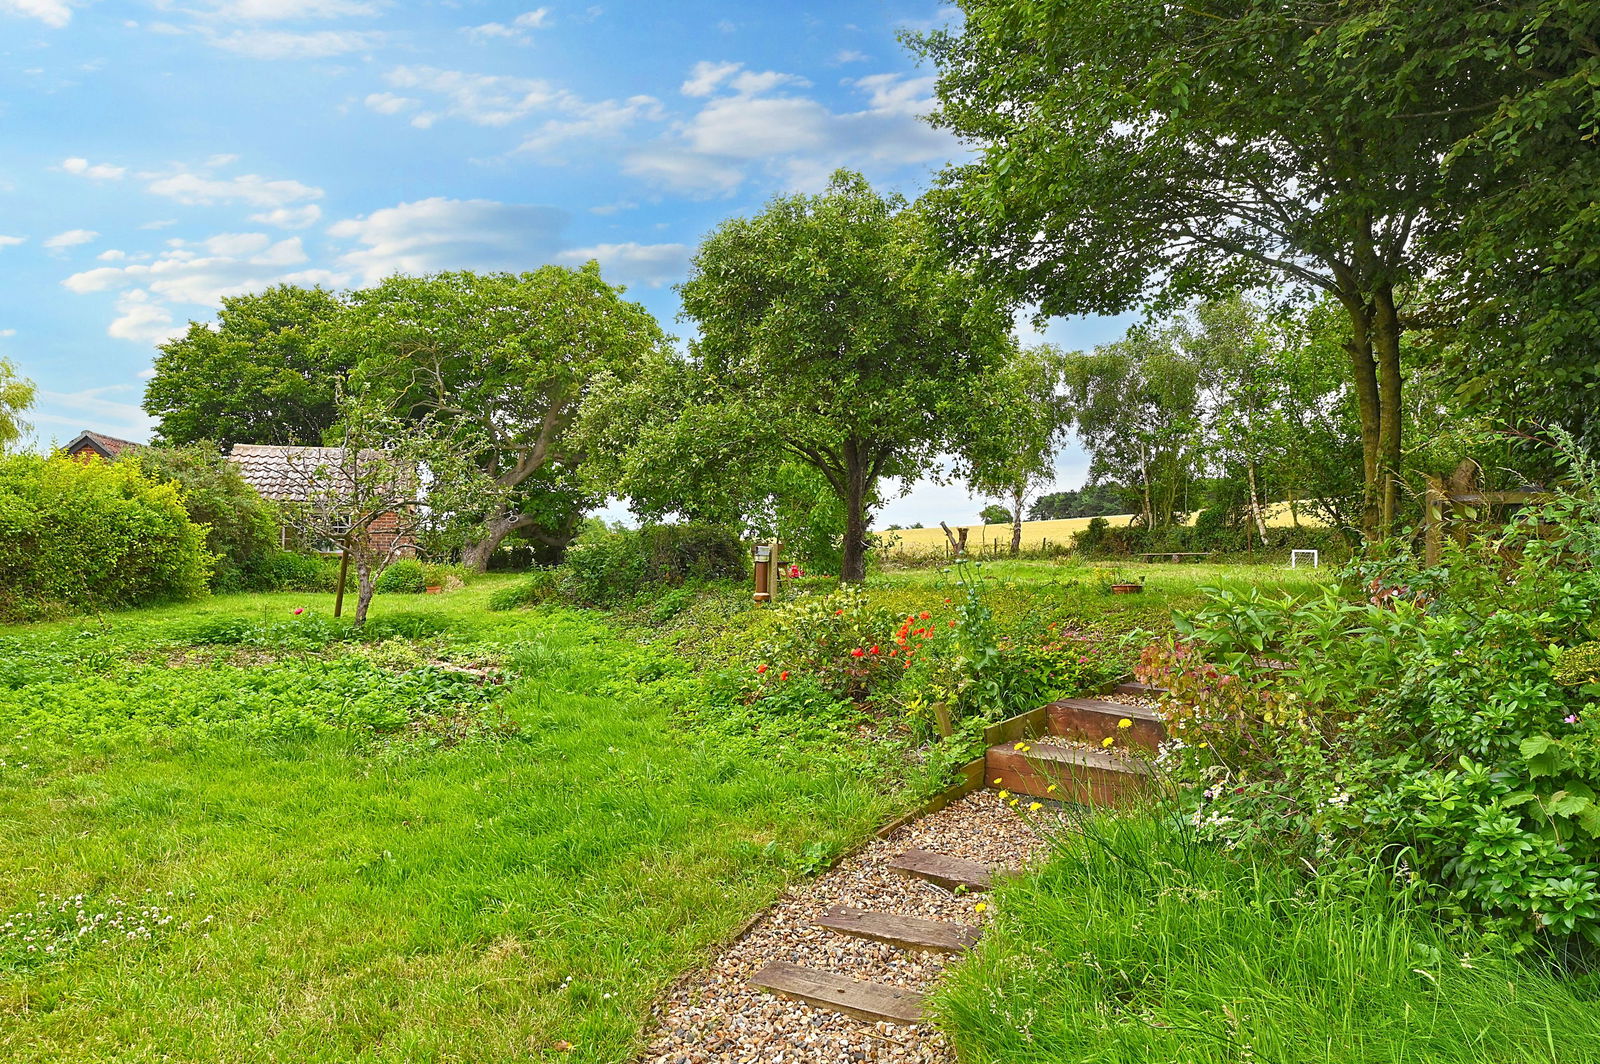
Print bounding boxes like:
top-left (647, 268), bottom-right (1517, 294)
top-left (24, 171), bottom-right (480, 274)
top-left (0, 454), bottom-right (210, 621)
top-left (136, 442), bottom-right (280, 593)
top-left (487, 571), bottom-right (559, 611)
top-left (560, 523), bottom-right (745, 607)
top-left (240, 550), bottom-right (346, 593)
top-left (1140, 473), bottom-right (1600, 949)
top-left (375, 559), bottom-right (428, 594)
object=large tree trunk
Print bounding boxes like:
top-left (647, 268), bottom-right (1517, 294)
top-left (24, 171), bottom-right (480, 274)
top-left (1337, 290), bottom-right (1384, 540)
top-left (1009, 486), bottom-right (1024, 556)
top-left (462, 509), bottom-right (530, 572)
top-left (840, 446), bottom-right (871, 584)
top-left (1371, 285), bottom-right (1405, 535)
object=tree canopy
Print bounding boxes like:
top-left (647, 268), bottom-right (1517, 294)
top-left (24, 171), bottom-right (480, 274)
top-left (656, 169), bottom-right (1016, 582)
top-left (0, 358), bottom-right (35, 453)
top-left (144, 285), bottom-right (348, 447)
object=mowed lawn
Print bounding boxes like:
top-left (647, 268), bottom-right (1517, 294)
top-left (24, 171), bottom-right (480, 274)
top-left (0, 581), bottom-right (916, 1064)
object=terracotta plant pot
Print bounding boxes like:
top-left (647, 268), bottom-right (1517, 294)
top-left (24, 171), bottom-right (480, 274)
top-left (424, 585), bottom-right (443, 594)
top-left (1110, 583), bottom-right (1144, 594)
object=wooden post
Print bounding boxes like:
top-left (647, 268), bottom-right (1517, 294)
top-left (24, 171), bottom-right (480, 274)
top-left (753, 543), bottom-right (772, 603)
top-left (1423, 475), bottom-right (1445, 568)
top-left (333, 543), bottom-right (351, 618)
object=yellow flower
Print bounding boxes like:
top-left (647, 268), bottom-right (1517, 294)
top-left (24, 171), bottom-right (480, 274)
top-left (1009, 798), bottom-right (1019, 807)
top-left (1014, 741), bottom-right (1031, 752)
top-left (1101, 736), bottom-right (1116, 748)
top-left (1028, 802), bottom-right (1042, 811)
top-left (974, 902), bottom-right (987, 913)
top-left (1046, 784), bottom-right (1058, 794)
top-left (992, 778), bottom-right (1002, 785)
top-left (998, 789), bottom-right (1009, 799)
top-left (1117, 718), bottom-right (1133, 729)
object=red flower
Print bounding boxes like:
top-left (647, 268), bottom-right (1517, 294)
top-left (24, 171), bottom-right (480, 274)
top-left (948, 620), bottom-right (956, 628)
top-left (920, 611), bottom-right (931, 620)
top-left (835, 609), bottom-right (844, 616)
top-left (851, 648), bottom-right (865, 658)
top-left (756, 664), bottom-right (769, 674)
top-left (889, 647), bottom-right (899, 656)
top-left (870, 645), bottom-right (881, 655)
top-left (780, 670), bottom-right (790, 681)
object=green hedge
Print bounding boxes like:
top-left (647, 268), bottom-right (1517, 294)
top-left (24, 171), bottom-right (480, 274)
top-left (492, 524), bottom-right (747, 609)
top-left (0, 454), bottom-right (211, 621)
top-left (1074, 518), bottom-right (1350, 560)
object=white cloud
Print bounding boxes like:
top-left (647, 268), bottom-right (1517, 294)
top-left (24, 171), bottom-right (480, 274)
top-left (63, 232), bottom-right (324, 306)
top-left (364, 91), bottom-right (419, 115)
top-left (97, 249), bottom-right (128, 261)
top-left (0, 328), bottom-right (15, 337)
top-left (44, 228), bottom-right (99, 249)
top-left (206, 28), bottom-right (383, 58)
top-left (327, 196), bottom-right (569, 282)
top-left (108, 290), bottom-right (183, 346)
top-left (250, 204), bottom-right (323, 229)
top-left (34, 386), bottom-right (156, 439)
top-left (205, 153), bottom-right (241, 168)
top-left (190, 0), bottom-right (378, 19)
top-left (0, 0), bottom-right (73, 28)
top-left (61, 157), bottom-right (127, 180)
top-left (146, 170), bottom-right (323, 209)
top-left (464, 8), bottom-right (550, 44)
top-left (0, 235), bottom-right (25, 248)
top-left (381, 66), bottom-right (563, 127)
top-left (518, 95), bottom-right (663, 154)
top-left (835, 49), bottom-right (868, 64)
top-left (625, 67), bottom-right (957, 196)
top-left (557, 242), bottom-right (690, 287)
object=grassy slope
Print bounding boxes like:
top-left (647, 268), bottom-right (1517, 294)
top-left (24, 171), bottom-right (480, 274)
top-left (935, 816), bottom-right (1600, 1064)
top-left (0, 582), bottom-right (918, 1064)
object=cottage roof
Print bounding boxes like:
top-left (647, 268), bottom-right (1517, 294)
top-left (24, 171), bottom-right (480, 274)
top-left (63, 430), bottom-right (143, 459)
top-left (226, 443), bottom-right (407, 504)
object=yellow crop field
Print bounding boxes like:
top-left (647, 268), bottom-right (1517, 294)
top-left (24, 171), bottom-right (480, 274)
top-left (875, 504), bottom-right (1324, 555)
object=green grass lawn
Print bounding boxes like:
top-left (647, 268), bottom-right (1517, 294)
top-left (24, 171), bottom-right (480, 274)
top-left (0, 580), bottom-right (933, 1064)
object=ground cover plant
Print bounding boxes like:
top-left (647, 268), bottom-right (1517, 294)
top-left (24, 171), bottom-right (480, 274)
top-left (0, 581), bottom-right (944, 1063)
top-left (935, 814), bottom-right (1600, 1063)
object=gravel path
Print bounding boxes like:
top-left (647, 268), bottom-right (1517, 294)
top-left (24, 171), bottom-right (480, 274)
top-left (640, 790), bottom-right (1041, 1064)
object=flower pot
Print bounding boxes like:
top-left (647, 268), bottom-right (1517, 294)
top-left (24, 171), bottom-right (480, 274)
top-left (1110, 583), bottom-right (1144, 594)
top-left (424, 585), bottom-right (443, 594)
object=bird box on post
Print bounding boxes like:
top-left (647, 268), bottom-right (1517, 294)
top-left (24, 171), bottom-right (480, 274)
top-left (753, 544), bottom-right (773, 602)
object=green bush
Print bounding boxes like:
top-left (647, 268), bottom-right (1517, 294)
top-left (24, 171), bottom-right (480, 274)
top-left (560, 523), bottom-right (745, 607)
top-left (246, 550), bottom-right (345, 592)
top-left (1140, 473), bottom-right (1600, 949)
top-left (374, 559), bottom-right (428, 594)
top-left (487, 570), bottom-right (559, 611)
top-left (0, 454), bottom-right (211, 621)
top-left (136, 442), bottom-right (280, 593)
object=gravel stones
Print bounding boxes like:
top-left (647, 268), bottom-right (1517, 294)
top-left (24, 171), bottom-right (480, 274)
top-left (640, 790), bottom-right (1040, 1064)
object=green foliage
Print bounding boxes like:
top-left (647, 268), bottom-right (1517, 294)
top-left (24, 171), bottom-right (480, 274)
top-left (935, 815), bottom-right (1600, 1063)
top-left (136, 442), bottom-right (282, 593)
top-left (245, 550), bottom-right (345, 593)
top-left (145, 285), bottom-right (348, 447)
top-left (1140, 474), bottom-right (1600, 947)
top-left (977, 503), bottom-right (1011, 525)
top-left (0, 357), bottom-right (34, 453)
top-left (486, 570), bottom-right (559, 611)
top-left (0, 454), bottom-right (211, 622)
top-left (1029, 484), bottom-right (1129, 520)
top-left (374, 559), bottom-right (428, 594)
top-left (544, 523), bottom-right (745, 608)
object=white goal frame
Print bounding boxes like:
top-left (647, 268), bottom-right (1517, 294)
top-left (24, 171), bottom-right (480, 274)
top-left (1289, 549), bottom-right (1320, 569)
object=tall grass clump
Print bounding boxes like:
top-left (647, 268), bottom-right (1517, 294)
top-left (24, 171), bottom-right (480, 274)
top-left (934, 813), bottom-right (1600, 1063)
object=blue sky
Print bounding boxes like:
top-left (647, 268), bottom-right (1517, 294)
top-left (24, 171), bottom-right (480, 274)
top-left (0, 0), bottom-right (1132, 527)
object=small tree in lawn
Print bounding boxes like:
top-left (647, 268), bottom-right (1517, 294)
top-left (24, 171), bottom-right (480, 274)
top-left (676, 170), bottom-right (1015, 583)
top-left (966, 345), bottom-right (1071, 555)
top-left (278, 396), bottom-right (487, 624)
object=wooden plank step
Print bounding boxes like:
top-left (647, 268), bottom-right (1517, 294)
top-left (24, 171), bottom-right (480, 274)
top-left (816, 905), bottom-right (981, 954)
top-left (887, 847), bottom-right (996, 892)
top-left (1047, 697), bottom-right (1164, 751)
top-left (1113, 681), bottom-right (1166, 697)
top-left (987, 741), bottom-right (1152, 806)
top-left (749, 961), bottom-right (924, 1024)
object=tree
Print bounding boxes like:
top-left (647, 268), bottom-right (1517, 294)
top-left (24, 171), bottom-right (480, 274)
top-left (966, 345), bottom-right (1071, 553)
top-left (144, 286), bottom-right (348, 447)
top-left (978, 503), bottom-right (1012, 526)
top-left (0, 358), bottom-right (35, 453)
top-left (1062, 328), bottom-right (1205, 529)
top-left (335, 267), bottom-right (668, 571)
top-left (674, 170), bottom-right (1016, 582)
top-left (1029, 484), bottom-right (1128, 520)
top-left (276, 394), bottom-right (489, 624)
top-left (910, 0), bottom-right (1488, 538)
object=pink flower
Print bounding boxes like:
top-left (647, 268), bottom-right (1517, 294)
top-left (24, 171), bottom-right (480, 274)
top-left (1566, 714), bottom-right (1581, 724)
top-left (292, 608), bottom-right (304, 615)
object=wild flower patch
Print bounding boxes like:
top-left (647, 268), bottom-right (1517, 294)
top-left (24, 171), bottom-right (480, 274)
top-left (0, 890), bottom-right (212, 974)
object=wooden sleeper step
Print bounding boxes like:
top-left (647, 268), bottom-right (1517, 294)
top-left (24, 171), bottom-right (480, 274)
top-left (887, 847), bottom-right (998, 892)
top-left (815, 905), bottom-right (981, 954)
top-left (986, 741), bottom-right (1151, 806)
top-left (1047, 696), bottom-right (1165, 751)
top-left (749, 961), bottom-right (924, 1025)
top-left (1113, 681), bottom-right (1166, 698)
